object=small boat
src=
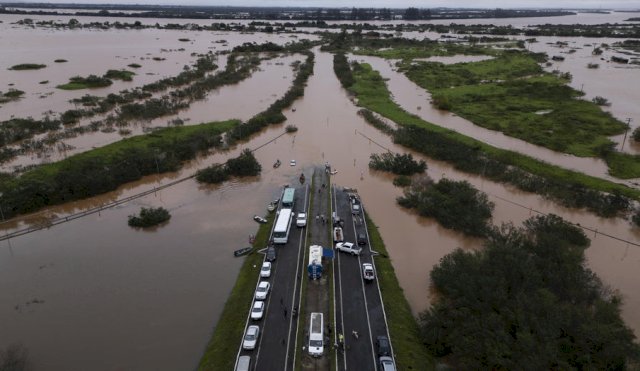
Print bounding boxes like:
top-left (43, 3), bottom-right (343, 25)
top-left (273, 159), bottom-right (281, 168)
top-left (290, 159), bottom-right (296, 166)
top-left (267, 202), bottom-right (276, 212)
top-left (292, 107), bottom-right (296, 112)
top-left (254, 215), bottom-right (267, 224)
top-left (299, 173), bottom-right (306, 184)
top-left (330, 170), bottom-right (338, 175)
top-left (234, 247), bottom-right (253, 257)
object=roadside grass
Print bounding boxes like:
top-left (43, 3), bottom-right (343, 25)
top-left (365, 212), bottom-right (433, 370)
top-left (198, 212), bottom-right (275, 371)
top-left (355, 43), bottom-right (496, 61)
top-left (402, 53), bottom-right (543, 88)
top-left (401, 53), bottom-right (628, 158)
top-left (350, 63), bottom-right (640, 200)
top-left (295, 176), bottom-right (314, 371)
top-left (605, 152), bottom-right (640, 179)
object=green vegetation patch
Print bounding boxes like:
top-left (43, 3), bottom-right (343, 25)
top-left (369, 152), bottom-right (426, 176)
top-left (604, 152), bottom-right (640, 179)
top-left (104, 69), bottom-right (136, 81)
top-left (127, 63), bottom-right (142, 68)
top-left (128, 207), bottom-right (171, 228)
top-left (196, 149), bottom-right (262, 184)
top-left (0, 89), bottom-right (25, 103)
top-left (0, 120), bottom-right (237, 219)
top-left (57, 75), bottom-right (113, 90)
top-left (347, 62), bottom-right (640, 213)
top-left (198, 213), bottom-right (275, 371)
top-left (8, 63), bottom-right (46, 70)
top-left (365, 212), bottom-right (433, 370)
top-left (402, 52), bottom-right (628, 158)
top-left (398, 177), bottom-right (494, 237)
top-left (421, 214), bottom-right (640, 368)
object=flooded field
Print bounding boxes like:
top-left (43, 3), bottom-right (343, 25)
top-left (0, 12), bottom-right (639, 370)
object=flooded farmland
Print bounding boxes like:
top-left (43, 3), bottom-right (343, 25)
top-left (1, 11), bottom-right (639, 370)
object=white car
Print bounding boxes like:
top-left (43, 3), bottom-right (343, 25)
top-left (296, 213), bottom-right (307, 227)
top-left (362, 263), bottom-right (375, 281)
top-left (243, 325), bottom-right (260, 350)
top-left (335, 242), bottom-right (362, 256)
top-left (260, 262), bottom-right (272, 278)
top-left (251, 301), bottom-right (265, 320)
top-left (290, 159), bottom-right (296, 166)
top-left (255, 281), bottom-right (271, 300)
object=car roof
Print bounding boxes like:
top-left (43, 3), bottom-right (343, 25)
top-left (262, 262), bottom-right (271, 267)
top-left (258, 281), bottom-right (269, 287)
top-left (247, 325), bottom-right (259, 333)
top-left (253, 301), bottom-right (264, 308)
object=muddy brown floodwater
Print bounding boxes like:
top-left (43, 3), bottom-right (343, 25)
top-left (0, 13), bottom-right (639, 370)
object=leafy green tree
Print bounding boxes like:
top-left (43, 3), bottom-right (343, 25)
top-left (398, 176), bottom-right (494, 236)
top-left (420, 215), bottom-right (640, 369)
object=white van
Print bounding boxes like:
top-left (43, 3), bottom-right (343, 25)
top-left (308, 312), bottom-right (324, 357)
top-left (236, 355), bottom-right (251, 371)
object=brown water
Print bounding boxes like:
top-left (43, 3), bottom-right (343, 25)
top-left (1, 14), bottom-right (640, 370)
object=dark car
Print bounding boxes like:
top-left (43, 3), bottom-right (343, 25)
top-left (376, 335), bottom-right (391, 357)
top-left (357, 232), bottom-right (367, 246)
top-left (266, 246), bottom-right (277, 262)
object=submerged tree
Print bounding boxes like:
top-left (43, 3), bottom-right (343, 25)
top-left (420, 214), bottom-right (640, 369)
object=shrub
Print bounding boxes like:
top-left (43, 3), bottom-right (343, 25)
top-left (226, 149), bottom-right (261, 177)
top-left (393, 175), bottom-right (411, 187)
top-left (195, 164), bottom-right (229, 184)
top-left (633, 208), bottom-right (640, 227)
top-left (104, 69), bottom-right (135, 81)
top-left (369, 152), bottom-right (427, 175)
top-left (398, 176), bottom-right (494, 237)
top-left (632, 127), bottom-right (640, 143)
top-left (9, 63), bottom-right (46, 70)
top-left (592, 96), bottom-right (611, 106)
top-left (420, 214), bottom-right (640, 369)
top-left (285, 125), bottom-right (298, 133)
top-left (128, 207), bottom-right (171, 228)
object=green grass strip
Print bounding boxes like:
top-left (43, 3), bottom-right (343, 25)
top-left (350, 63), bottom-right (640, 200)
top-left (365, 212), bottom-right (433, 370)
top-left (198, 212), bottom-right (275, 371)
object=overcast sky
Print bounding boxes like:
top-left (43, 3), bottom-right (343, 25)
top-left (19, 0), bottom-right (640, 9)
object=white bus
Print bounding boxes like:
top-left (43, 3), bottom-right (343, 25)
top-left (308, 245), bottom-right (323, 279)
top-left (308, 312), bottom-right (324, 357)
top-left (273, 208), bottom-right (293, 244)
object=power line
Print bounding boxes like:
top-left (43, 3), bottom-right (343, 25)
top-left (0, 131), bottom-right (288, 242)
top-left (356, 130), bottom-right (640, 248)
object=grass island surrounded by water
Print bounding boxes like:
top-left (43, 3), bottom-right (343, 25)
top-left (8, 63), bottom-right (46, 70)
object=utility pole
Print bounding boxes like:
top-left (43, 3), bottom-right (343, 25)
top-left (620, 118), bottom-right (632, 151)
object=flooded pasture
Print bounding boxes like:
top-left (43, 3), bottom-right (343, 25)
top-left (0, 12), bottom-right (639, 370)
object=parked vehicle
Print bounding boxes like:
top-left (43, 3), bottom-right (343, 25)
top-left (235, 356), bottom-right (251, 371)
top-left (251, 301), bottom-right (265, 320)
top-left (333, 227), bottom-right (343, 242)
top-left (335, 242), bottom-right (361, 256)
top-left (296, 212), bottom-right (307, 227)
top-left (363, 263), bottom-right (375, 281)
top-left (308, 245), bottom-right (323, 279)
top-left (255, 281), bottom-right (270, 300)
top-left (260, 262), bottom-right (272, 278)
top-left (379, 356), bottom-right (396, 371)
top-left (357, 232), bottom-right (367, 246)
top-left (243, 325), bottom-right (260, 350)
top-left (266, 246), bottom-right (277, 262)
top-left (308, 312), bottom-right (324, 357)
top-left (376, 335), bottom-right (391, 356)
top-left (273, 159), bottom-right (281, 168)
